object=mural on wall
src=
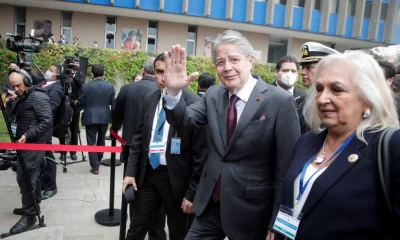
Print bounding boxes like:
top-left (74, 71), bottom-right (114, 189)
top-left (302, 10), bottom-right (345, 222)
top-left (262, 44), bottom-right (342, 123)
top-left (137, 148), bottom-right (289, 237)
top-left (121, 28), bottom-right (142, 51)
top-left (204, 35), bottom-right (215, 57)
top-left (33, 20), bottom-right (52, 40)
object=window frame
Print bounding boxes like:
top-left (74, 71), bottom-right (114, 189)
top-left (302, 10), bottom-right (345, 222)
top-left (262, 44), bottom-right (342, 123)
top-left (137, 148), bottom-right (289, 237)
top-left (105, 16), bottom-right (117, 49)
top-left (14, 6), bottom-right (26, 35)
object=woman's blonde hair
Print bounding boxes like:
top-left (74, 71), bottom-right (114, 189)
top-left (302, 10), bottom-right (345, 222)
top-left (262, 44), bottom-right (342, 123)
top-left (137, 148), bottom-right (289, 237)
top-left (303, 50), bottom-right (399, 142)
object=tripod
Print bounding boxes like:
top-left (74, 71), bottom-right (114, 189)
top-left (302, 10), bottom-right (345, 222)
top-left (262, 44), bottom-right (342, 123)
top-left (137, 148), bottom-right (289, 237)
top-left (0, 96), bottom-right (46, 238)
top-left (60, 128), bottom-right (87, 173)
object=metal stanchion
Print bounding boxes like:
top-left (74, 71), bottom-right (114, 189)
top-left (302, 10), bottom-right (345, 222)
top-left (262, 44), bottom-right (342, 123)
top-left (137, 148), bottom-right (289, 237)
top-left (119, 144), bottom-right (130, 240)
top-left (94, 136), bottom-right (121, 226)
top-left (103, 132), bottom-right (121, 166)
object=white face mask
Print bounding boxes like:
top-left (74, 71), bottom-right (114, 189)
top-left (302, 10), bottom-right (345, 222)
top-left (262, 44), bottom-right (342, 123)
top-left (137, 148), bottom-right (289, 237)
top-left (44, 70), bottom-right (53, 81)
top-left (280, 72), bottom-right (297, 87)
top-left (94, 44), bottom-right (98, 48)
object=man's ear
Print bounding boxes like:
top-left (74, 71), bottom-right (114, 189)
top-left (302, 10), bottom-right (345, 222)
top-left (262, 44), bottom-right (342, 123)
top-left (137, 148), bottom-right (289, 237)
top-left (388, 77), bottom-right (394, 86)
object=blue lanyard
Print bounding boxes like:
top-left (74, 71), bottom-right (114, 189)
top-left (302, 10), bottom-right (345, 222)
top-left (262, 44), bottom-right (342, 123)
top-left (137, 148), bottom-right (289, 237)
top-left (296, 133), bottom-right (356, 202)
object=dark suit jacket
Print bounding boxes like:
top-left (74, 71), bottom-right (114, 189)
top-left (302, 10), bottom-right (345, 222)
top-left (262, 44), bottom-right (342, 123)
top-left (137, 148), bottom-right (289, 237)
top-left (164, 79), bottom-right (301, 239)
top-left (112, 76), bottom-right (158, 142)
top-left (57, 40), bottom-right (68, 44)
top-left (78, 78), bottom-right (115, 126)
top-left (126, 88), bottom-right (208, 203)
top-left (276, 130), bottom-right (400, 240)
top-left (40, 81), bottom-right (63, 116)
top-left (271, 80), bottom-right (305, 106)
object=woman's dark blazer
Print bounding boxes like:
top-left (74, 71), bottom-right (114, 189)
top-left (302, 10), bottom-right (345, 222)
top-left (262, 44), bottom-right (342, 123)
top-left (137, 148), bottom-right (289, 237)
top-left (275, 130), bottom-right (400, 240)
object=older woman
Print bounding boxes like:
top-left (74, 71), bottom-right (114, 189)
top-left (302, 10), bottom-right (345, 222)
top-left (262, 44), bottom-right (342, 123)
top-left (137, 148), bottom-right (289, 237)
top-left (273, 51), bottom-right (400, 240)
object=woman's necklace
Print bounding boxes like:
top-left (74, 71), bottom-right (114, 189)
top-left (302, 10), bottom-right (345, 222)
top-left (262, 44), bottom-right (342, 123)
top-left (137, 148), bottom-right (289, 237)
top-left (314, 136), bottom-right (327, 164)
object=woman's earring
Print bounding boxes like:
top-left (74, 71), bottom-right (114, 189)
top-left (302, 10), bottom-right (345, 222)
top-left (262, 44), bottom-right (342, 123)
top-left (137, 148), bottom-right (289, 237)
top-left (363, 108), bottom-right (371, 118)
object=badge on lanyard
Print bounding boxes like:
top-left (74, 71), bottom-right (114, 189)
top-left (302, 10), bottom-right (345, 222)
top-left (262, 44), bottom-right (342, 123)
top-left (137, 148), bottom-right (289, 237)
top-left (11, 123), bottom-right (17, 137)
top-left (273, 205), bottom-right (302, 240)
top-left (170, 131), bottom-right (181, 155)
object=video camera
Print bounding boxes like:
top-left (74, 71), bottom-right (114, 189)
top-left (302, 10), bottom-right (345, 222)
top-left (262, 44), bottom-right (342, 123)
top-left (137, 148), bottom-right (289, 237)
top-left (6, 33), bottom-right (43, 71)
top-left (0, 151), bottom-right (17, 172)
top-left (63, 52), bottom-right (80, 77)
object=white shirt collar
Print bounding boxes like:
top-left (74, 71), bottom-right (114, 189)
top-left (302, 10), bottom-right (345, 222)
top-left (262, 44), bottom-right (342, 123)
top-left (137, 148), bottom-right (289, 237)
top-left (276, 80), bottom-right (294, 95)
top-left (228, 75), bottom-right (258, 102)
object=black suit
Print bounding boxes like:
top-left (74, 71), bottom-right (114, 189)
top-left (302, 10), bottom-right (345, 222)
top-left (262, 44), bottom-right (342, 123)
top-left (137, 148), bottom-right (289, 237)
top-left (40, 80), bottom-right (63, 191)
top-left (112, 76), bottom-right (158, 142)
top-left (125, 88), bottom-right (208, 240)
top-left (78, 78), bottom-right (115, 171)
top-left (271, 80), bottom-right (306, 106)
top-left (111, 76), bottom-right (166, 239)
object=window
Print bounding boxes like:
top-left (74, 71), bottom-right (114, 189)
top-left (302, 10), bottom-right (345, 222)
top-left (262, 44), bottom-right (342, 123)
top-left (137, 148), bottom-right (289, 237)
top-left (348, 0), bottom-right (356, 17)
top-left (330, 0), bottom-right (339, 13)
top-left (14, 7), bottom-right (26, 35)
top-left (147, 21), bottom-right (157, 53)
top-left (61, 11), bottom-right (73, 43)
top-left (274, 0), bottom-right (286, 5)
top-left (294, 0), bottom-right (305, 8)
top-left (380, 3), bottom-right (388, 21)
top-left (186, 26), bottom-right (197, 56)
top-left (364, 1), bottom-right (372, 19)
top-left (105, 16), bottom-right (116, 49)
top-left (314, 0), bottom-right (321, 10)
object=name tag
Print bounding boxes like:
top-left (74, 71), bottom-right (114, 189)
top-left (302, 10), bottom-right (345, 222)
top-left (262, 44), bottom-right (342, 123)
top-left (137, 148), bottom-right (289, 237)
top-left (170, 137), bottom-right (181, 155)
top-left (273, 205), bottom-right (302, 240)
top-left (11, 123), bottom-right (17, 137)
top-left (150, 142), bottom-right (165, 154)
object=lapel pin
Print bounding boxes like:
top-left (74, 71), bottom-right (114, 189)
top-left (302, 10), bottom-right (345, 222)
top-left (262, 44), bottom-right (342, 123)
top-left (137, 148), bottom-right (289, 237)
top-left (256, 97), bottom-right (261, 101)
top-left (348, 154), bottom-right (359, 163)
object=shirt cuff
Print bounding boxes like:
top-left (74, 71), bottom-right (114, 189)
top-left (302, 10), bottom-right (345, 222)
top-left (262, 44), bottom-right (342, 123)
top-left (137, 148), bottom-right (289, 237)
top-left (163, 88), bottom-right (182, 110)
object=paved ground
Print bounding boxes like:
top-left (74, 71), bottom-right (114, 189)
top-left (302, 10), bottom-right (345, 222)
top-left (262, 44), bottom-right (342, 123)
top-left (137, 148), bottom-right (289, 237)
top-left (0, 130), bottom-right (165, 240)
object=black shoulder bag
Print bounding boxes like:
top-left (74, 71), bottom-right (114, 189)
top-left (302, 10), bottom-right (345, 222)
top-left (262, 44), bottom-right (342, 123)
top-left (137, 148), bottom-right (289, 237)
top-left (376, 127), bottom-right (400, 239)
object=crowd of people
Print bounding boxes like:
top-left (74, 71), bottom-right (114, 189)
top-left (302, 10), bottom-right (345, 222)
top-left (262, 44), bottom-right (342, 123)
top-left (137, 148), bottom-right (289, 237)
top-left (1, 29), bottom-right (400, 239)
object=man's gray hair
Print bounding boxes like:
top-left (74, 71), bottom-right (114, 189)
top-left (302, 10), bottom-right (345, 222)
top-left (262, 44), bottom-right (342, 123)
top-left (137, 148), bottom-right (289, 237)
top-left (143, 57), bottom-right (155, 75)
top-left (303, 50), bottom-right (399, 143)
top-left (211, 30), bottom-right (254, 63)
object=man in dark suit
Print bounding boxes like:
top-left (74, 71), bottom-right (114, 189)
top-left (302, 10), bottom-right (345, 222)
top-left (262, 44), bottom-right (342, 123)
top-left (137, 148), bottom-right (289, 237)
top-left (271, 55), bottom-right (305, 107)
top-left (112, 58), bottom-right (167, 240)
top-left (197, 72), bottom-right (216, 97)
top-left (39, 63), bottom-right (64, 200)
top-left (161, 30), bottom-right (300, 240)
top-left (122, 53), bottom-right (208, 240)
top-left (77, 64), bottom-right (115, 175)
top-left (57, 34), bottom-right (68, 44)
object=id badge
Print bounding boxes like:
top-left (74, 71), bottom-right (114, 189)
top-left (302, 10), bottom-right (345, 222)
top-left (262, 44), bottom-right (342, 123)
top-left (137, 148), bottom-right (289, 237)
top-left (11, 123), bottom-right (17, 137)
top-left (150, 142), bottom-right (165, 155)
top-left (170, 137), bottom-right (181, 155)
top-left (273, 205), bottom-right (302, 240)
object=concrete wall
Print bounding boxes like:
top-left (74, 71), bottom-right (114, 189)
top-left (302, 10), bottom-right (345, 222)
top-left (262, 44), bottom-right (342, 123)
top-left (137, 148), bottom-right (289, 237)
top-left (196, 25), bottom-right (224, 57)
top-left (115, 17), bottom-right (148, 51)
top-left (156, 21), bottom-right (187, 54)
top-left (242, 31), bottom-right (269, 62)
top-left (71, 12), bottom-right (104, 47)
top-left (26, 7), bottom-right (61, 40)
top-left (0, 4), bottom-right (14, 36)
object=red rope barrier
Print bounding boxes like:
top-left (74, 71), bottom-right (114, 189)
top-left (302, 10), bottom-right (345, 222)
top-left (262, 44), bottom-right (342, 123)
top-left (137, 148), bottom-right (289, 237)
top-left (110, 129), bottom-right (127, 145)
top-left (0, 143), bottom-right (122, 153)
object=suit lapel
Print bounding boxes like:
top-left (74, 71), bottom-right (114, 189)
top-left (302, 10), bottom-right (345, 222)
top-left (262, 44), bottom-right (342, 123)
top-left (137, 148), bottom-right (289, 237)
top-left (226, 80), bottom-right (267, 153)
top-left (145, 91), bottom-right (160, 147)
top-left (217, 88), bottom-right (229, 149)
top-left (300, 132), bottom-right (368, 217)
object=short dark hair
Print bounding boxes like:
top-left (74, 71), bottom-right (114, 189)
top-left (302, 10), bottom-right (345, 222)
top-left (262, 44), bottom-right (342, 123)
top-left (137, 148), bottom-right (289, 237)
top-left (276, 55), bottom-right (299, 71)
top-left (378, 61), bottom-right (396, 79)
top-left (74, 37), bottom-right (79, 41)
top-left (92, 64), bottom-right (104, 78)
top-left (198, 72), bottom-right (216, 89)
top-left (154, 52), bottom-right (171, 69)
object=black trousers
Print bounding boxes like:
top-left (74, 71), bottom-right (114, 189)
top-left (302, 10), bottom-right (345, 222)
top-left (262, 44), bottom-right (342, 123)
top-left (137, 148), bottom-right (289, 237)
top-left (125, 166), bottom-right (188, 240)
top-left (17, 151), bottom-right (43, 216)
top-left (42, 131), bottom-right (57, 191)
top-left (85, 124), bottom-right (108, 171)
top-left (129, 201), bottom-right (167, 240)
top-left (69, 109), bottom-right (81, 155)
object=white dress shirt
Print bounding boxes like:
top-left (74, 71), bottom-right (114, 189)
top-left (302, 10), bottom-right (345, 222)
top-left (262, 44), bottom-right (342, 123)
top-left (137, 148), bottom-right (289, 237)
top-left (149, 96), bottom-right (170, 166)
top-left (276, 80), bottom-right (294, 95)
top-left (163, 75), bottom-right (258, 122)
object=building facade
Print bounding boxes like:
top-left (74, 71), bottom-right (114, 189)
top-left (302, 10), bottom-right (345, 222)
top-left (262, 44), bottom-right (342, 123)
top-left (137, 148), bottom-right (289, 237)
top-left (0, 0), bottom-right (399, 63)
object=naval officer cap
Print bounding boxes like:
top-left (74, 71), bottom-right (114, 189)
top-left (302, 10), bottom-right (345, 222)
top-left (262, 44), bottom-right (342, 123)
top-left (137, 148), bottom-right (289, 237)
top-left (300, 42), bottom-right (339, 64)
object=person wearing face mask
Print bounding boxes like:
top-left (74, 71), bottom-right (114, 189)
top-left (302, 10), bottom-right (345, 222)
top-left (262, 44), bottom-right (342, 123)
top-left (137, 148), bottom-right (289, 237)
top-left (38, 63), bottom-right (64, 200)
top-left (93, 41), bottom-right (98, 48)
top-left (271, 55), bottom-right (305, 106)
top-left (2, 62), bottom-right (19, 123)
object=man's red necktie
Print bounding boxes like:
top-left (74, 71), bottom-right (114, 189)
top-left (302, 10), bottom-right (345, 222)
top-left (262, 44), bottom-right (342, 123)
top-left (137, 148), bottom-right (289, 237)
top-left (40, 82), bottom-right (46, 88)
top-left (212, 95), bottom-right (239, 202)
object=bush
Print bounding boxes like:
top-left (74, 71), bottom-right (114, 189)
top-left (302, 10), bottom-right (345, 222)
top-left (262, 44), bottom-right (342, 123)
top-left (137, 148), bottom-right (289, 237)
top-left (0, 40), bottom-right (296, 92)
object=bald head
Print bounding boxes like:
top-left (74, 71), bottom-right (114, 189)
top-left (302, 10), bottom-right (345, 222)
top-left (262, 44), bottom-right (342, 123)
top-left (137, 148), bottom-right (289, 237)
top-left (9, 72), bottom-right (28, 96)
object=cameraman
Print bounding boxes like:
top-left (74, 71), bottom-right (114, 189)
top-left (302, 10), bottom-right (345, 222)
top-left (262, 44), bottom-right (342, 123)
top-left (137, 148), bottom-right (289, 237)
top-left (39, 63), bottom-right (64, 200)
top-left (68, 59), bottom-right (84, 160)
top-left (8, 69), bottom-right (52, 234)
